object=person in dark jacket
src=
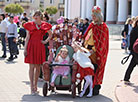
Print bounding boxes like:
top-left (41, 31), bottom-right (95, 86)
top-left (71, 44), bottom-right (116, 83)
top-left (123, 18), bottom-right (133, 53)
top-left (124, 19), bottom-right (138, 83)
top-left (82, 18), bottom-right (89, 35)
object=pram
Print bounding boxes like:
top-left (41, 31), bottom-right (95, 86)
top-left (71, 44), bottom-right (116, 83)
top-left (17, 27), bottom-right (26, 49)
top-left (42, 45), bottom-right (81, 98)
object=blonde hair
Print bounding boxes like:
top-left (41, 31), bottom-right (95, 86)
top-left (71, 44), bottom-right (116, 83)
top-left (125, 18), bottom-right (132, 25)
top-left (60, 46), bottom-right (68, 54)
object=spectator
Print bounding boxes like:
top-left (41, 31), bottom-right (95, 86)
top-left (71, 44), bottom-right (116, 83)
top-left (123, 18), bottom-right (133, 53)
top-left (22, 13), bottom-right (28, 22)
top-left (0, 14), bottom-right (9, 58)
top-left (78, 19), bottom-right (84, 33)
top-left (123, 19), bottom-right (138, 83)
top-left (6, 16), bottom-right (18, 61)
top-left (82, 18), bottom-right (89, 35)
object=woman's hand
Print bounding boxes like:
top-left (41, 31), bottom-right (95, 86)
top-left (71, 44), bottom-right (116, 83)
top-left (41, 40), bottom-right (48, 44)
top-left (24, 49), bottom-right (27, 57)
top-left (13, 38), bottom-right (16, 43)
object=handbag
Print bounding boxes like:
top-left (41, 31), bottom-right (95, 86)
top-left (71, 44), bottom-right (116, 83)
top-left (133, 38), bottom-right (138, 53)
top-left (121, 53), bottom-right (131, 65)
top-left (121, 38), bottom-right (127, 49)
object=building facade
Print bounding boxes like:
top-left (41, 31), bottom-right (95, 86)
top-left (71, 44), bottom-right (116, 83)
top-left (0, 0), bottom-right (64, 21)
top-left (0, 0), bottom-right (40, 16)
top-left (65, 0), bottom-right (138, 24)
top-left (44, 0), bottom-right (65, 21)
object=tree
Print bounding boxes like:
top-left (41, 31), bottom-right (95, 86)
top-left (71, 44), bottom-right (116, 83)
top-left (4, 4), bottom-right (24, 14)
top-left (39, 4), bottom-right (44, 12)
top-left (46, 6), bottom-right (58, 15)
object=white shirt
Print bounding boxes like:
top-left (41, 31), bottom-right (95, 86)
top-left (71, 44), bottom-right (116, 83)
top-left (6, 23), bottom-right (18, 38)
top-left (0, 19), bottom-right (9, 33)
top-left (128, 24), bottom-right (132, 35)
top-left (73, 50), bottom-right (94, 70)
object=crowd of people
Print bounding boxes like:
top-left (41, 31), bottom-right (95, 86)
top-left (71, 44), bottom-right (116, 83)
top-left (0, 6), bottom-right (109, 98)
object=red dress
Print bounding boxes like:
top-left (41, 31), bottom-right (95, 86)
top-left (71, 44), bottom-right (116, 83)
top-left (76, 63), bottom-right (94, 80)
top-left (24, 21), bottom-right (52, 64)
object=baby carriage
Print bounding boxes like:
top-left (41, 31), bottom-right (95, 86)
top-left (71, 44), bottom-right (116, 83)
top-left (17, 27), bottom-right (26, 49)
top-left (42, 45), bottom-right (81, 98)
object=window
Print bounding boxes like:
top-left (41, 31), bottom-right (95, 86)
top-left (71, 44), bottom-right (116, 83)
top-left (30, 0), bottom-right (34, 3)
top-left (60, 11), bottom-right (64, 16)
top-left (60, 0), bottom-right (64, 4)
top-left (128, 1), bottom-right (132, 15)
top-left (50, 0), bottom-right (54, 4)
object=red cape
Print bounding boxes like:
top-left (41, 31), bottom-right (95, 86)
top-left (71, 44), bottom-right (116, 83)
top-left (84, 22), bottom-right (109, 86)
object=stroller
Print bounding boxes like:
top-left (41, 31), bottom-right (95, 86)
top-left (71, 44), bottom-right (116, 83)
top-left (42, 45), bottom-right (81, 98)
top-left (17, 27), bottom-right (26, 49)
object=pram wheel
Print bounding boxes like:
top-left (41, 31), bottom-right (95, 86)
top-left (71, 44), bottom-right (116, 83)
top-left (72, 83), bottom-right (76, 98)
top-left (43, 82), bottom-right (48, 96)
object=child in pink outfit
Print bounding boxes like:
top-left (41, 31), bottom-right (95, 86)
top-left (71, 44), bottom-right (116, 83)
top-left (50, 46), bottom-right (70, 86)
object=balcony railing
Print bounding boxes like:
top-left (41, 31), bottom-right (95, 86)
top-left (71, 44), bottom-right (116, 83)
top-left (58, 3), bottom-right (64, 9)
top-left (15, 0), bottom-right (30, 8)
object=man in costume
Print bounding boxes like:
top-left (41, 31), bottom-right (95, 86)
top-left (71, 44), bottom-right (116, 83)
top-left (83, 6), bottom-right (109, 95)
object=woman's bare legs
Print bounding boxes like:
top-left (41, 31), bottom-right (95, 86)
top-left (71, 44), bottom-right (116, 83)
top-left (34, 64), bottom-right (41, 92)
top-left (29, 64), bottom-right (35, 94)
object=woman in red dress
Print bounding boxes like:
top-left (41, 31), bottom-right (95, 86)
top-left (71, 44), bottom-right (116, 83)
top-left (24, 11), bottom-right (52, 95)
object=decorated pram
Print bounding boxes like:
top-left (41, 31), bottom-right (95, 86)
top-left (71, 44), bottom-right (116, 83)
top-left (42, 45), bottom-right (81, 98)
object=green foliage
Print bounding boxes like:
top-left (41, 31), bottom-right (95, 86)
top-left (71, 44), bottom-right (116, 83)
top-left (39, 4), bottom-right (44, 12)
top-left (4, 4), bottom-right (24, 14)
top-left (46, 6), bottom-right (58, 15)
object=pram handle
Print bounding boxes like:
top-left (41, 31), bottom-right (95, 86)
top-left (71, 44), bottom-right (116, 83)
top-left (49, 63), bottom-right (73, 67)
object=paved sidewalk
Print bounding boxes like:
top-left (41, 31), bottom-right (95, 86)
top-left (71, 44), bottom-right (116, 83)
top-left (115, 75), bottom-right (138, 102)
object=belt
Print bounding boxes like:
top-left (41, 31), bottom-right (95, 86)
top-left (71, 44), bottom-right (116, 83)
top-left (9, 33), bottom-right (14, 35)
top-left (0, 32), bottom-right (6, 34)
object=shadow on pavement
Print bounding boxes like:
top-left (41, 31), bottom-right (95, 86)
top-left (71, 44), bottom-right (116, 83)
top-left (4, 60), bottom-right (17, 64)
top-left (132, 85), bottom-right (138, 94)
top-left (22, 81), bottom-right (44, 89)
top-left (21, 93), bottom-right (113, 102)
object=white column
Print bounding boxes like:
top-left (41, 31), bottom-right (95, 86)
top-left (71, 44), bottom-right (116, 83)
top-left (81, 0), bottom-right (86, 19)
top-left (96, 0), bottom-right (105, 15)
top-left (68, 0), bottom-right (71, 19)
top-left (131, 0), bottom-right (138, 17)
top-left (106, 0), bottom-right (117, 24)
top-left (86, 0), bottom-right (94, 20)
top-left (117, 0), bottom-right (128, 24)
top-left (64, 0), bottom-right (68, 18)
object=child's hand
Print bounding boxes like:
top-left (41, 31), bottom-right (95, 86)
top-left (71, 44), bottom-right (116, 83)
top-left (89, 49), bottom-right (94, 54)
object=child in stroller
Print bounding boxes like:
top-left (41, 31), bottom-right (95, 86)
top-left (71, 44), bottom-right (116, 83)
top-left (50, 45), bottom-right (70, 87)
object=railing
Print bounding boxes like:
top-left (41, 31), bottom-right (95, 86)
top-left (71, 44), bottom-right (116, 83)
top-left (14, 0), bottom-right (30, 7)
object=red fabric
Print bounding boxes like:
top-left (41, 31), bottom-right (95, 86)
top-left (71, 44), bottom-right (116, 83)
top-left (76, 63), bottom-right (94, 80)
top-left (24, 21), bottom-right (52, 64)
top-left (133, 38), bottom-right (138, 53)
top-left (84, 22), bottom-right (109, 86)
